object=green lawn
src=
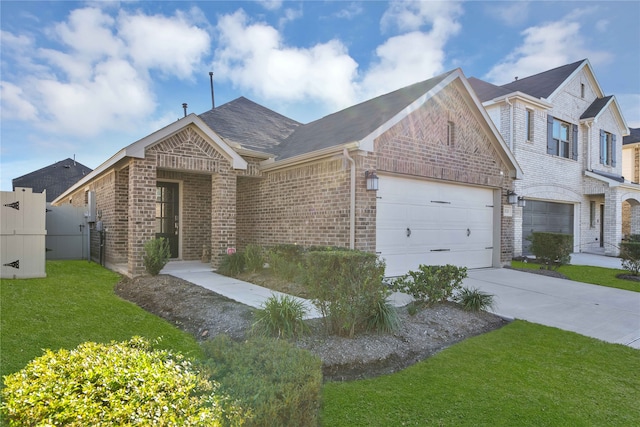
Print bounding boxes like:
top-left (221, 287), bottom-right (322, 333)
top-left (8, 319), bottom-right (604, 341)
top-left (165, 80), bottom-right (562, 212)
top-left (3, 261), bottom-right (639, 426)
top-left (512, 260), bottom-right (640, 292)
top-left (0, 260), bottom-right (202, 379)
top-left (321, 320), bottom-right (640, 426)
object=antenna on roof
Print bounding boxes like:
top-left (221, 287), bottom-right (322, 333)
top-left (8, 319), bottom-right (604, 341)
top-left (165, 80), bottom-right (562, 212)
top-left (182, 103), bottom-right (188, 117)
top-left (209, 71), bottom-right (215, 109)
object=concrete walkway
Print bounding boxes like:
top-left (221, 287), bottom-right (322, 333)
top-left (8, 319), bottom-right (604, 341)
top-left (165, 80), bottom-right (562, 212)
top-left (161, 256), bottom-right (640, 349)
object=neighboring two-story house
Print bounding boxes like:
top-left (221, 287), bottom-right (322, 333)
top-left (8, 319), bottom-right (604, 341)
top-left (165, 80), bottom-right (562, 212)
top-left (470, 59), bottom-right (637, 257)
top-left (622, 128), bottom-right (640, 237)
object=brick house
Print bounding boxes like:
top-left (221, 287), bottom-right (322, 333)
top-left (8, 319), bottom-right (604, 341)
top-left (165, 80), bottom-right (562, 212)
top-left (53, 68), bottom-right (521, 277)
top-left (469, 59), bottom-right (638, 257)
top-left (622, 128), bottom-right (640, 237)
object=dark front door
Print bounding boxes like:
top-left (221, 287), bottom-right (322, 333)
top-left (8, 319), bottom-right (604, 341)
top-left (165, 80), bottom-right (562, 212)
top-left (156, 182), bottom-right (179, 258)
top-left (600, 204), bottom-right (605, 248)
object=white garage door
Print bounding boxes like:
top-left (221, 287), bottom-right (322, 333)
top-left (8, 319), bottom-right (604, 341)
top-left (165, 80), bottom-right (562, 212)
top-left (376, 176), bottom-right (495, 276)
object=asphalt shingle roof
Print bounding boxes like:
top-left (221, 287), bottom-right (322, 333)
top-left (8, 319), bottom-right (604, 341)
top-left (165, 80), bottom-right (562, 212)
top-left (580, 96), bottom-right (613, 120)
top-left (12, 158), bottom-right (92, 202)
top-left (467, 77), bottom-right (512, 102)
top-left (623, 128), bottom-right (640, 145)
top-left (276, 71), bottom-right (454, 160)
top-left (499, 59), bottom-right (586, 99)
top-left (199, 97), bottom-right (301, 155)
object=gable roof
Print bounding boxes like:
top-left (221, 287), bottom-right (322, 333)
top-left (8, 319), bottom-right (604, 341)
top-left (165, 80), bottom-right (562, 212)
top-left (623, 128), bottom-right (640, 145)
top-left (276, 71), bottom-right (454, 160)
top-left (500, 59), bottom-right (586, 99)
top-left (199, 97), bottom-right (300, 155)
top-left (53, 114), bottom-right (248, 204)
top-left (580, 95), bottom-right (614, 120)
top-left (13, 158), bottom-right (92, 202)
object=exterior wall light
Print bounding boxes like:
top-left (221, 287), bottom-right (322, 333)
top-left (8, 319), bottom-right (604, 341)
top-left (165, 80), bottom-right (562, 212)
top-left (507, 190), bottom-right (518, 204)
top-left (365, 170), bottom-right (379, 191)
top-left (517, 196), bottom-right (526, 208)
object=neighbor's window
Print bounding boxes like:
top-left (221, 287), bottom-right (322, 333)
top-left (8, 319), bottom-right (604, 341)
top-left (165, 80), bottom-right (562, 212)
top-left (547, 116), bottom-right (578, 160)
top-left (447, 121), bottom-right (454, 146)
top-left (553, 119), bottom-right (571, 158)
top-left (590, 201), bottom-right (596, 228)
top-left (525, 109), bottom-right (533, 141)
top-left (600, 130), bottom-right (616, 166)
top-left (581, 83), bottom-right (585, 99)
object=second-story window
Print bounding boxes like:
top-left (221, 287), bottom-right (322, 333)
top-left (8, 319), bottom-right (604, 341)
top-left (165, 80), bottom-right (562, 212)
top-left (600, 130), bottom-right (616, 167)
top-left (526, 109), bottom-right (533, 142)
top-left (546, 115), bottom-right (578, 160)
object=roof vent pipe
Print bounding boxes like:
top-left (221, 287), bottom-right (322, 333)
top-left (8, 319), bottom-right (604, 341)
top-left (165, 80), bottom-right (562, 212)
top-left (209, 72), bottom-right (215, 109)
top-left (182, 103), bottom-right (188, 117)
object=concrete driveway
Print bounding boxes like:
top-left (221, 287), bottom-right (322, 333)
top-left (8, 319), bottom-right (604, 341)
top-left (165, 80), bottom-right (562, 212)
top-left (465, 268), bottom-right (640, 349)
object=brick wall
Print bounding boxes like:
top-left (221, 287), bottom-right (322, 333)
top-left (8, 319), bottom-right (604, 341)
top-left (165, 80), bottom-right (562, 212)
top-left (237, 157), bottom-right (353, 249)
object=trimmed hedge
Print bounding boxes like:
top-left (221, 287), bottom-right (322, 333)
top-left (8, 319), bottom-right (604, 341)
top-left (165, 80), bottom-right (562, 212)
top-left (527, 232), bottom-right (573, 270)
top-left (200, 335), bottom-right (322, 427)
top-left (302, 249), bottom-right (396, 337)
top-left (1, 337), bottom-right (243, 426)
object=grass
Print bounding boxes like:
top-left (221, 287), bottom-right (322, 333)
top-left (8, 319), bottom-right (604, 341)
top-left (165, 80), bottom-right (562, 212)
top-left (321, 320), bottom-right (640, 426)
top-left (0, 260), bottom-right (202, 380)
top-left (511, 260), bottom-right (640, 292)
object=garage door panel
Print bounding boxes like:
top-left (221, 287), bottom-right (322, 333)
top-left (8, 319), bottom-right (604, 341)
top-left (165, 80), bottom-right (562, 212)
top-left (377, 176), bottom-right (495, 276)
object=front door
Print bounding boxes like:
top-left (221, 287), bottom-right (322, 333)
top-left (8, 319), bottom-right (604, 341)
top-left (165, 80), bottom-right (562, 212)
top-left (600, 204), bottom-right (605, 248)
top-left (156, 182), bottom-right (179, 258)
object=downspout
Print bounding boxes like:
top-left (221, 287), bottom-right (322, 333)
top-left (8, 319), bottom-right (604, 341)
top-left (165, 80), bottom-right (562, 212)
top-left (505, 97), bottom-right (514, 151)
top-left (343, 148), bottom-right (356, 249)
top-left (585, 120), bottom-right (592, 171)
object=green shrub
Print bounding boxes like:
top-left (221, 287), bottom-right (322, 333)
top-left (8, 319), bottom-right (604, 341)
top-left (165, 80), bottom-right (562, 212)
top-left (391, 264), bottom-right (468, 306)
top-left (143, 237), bottom-right (171, 276)
top-left (244, 244), bottom-right (265, 273)
top-left (527, 232), bottom-right (573, 270)
top-left (217, 251), bottom-right (245, 277)
top-left (267, 244), bottom-right (304, 281)
top-left (620, 241), bottom-right (640, 276)
top-left (302, 250), bottom-right (392, 337)
top-left (456, 286), bottom-right (495, 312)
top-left (367, 292), bottom-right (401, 334)
top-left (1, 337), bottom-right (244, 426)
top-left (200, 335), bottom-right (322, 427)
top-left (252, 294), bottom-right (309, 339)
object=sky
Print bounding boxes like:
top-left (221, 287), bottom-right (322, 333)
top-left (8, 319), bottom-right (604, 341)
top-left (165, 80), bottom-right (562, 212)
top-left (1, 0), bottom-right (639, 191)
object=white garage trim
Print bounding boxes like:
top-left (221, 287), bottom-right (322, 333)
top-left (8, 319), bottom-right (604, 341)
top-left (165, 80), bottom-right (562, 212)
top-left (376, 175), bottom-right (499, 276)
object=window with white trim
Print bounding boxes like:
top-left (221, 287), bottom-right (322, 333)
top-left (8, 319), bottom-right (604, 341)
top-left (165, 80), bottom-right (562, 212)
top-left (525, 109), bottom-right (533, 142)
top-left (600, 130), bottom-right (616, 166)
top-left (546, 115), bottom-right (578, 160)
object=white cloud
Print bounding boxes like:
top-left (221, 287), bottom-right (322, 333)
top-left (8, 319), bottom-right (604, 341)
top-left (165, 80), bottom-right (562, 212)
top-left (278, 7), bottom-right (303, 29)
top-left (485, 19), bottom-right (612, 84)
top-left (380, 0), bottom-right (462, 35)
top-left (213, 10), bottom-right (358, 110)
top-left (361, 1), bottom-right (462, 98)
top-left (212, 2), bottom-right (463, 115)
top-left (335, 3), bottom-right (364, 20)
top-left (0, 81), bottom-right (38, 120)
top-left (1, 6), bottom-right (211, 137)
top-left (257, 0), bottom-right (282, 11)
top-left (118, 10), bottom-right (211, 79)
top-left (487, 1), bottom-right (530, 27)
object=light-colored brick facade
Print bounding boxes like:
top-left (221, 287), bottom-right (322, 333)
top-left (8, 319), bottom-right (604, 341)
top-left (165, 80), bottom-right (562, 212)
top-left (54, 70), bottom-right (519, 276)
top-left (480, 61), bottom-right (640, 257)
